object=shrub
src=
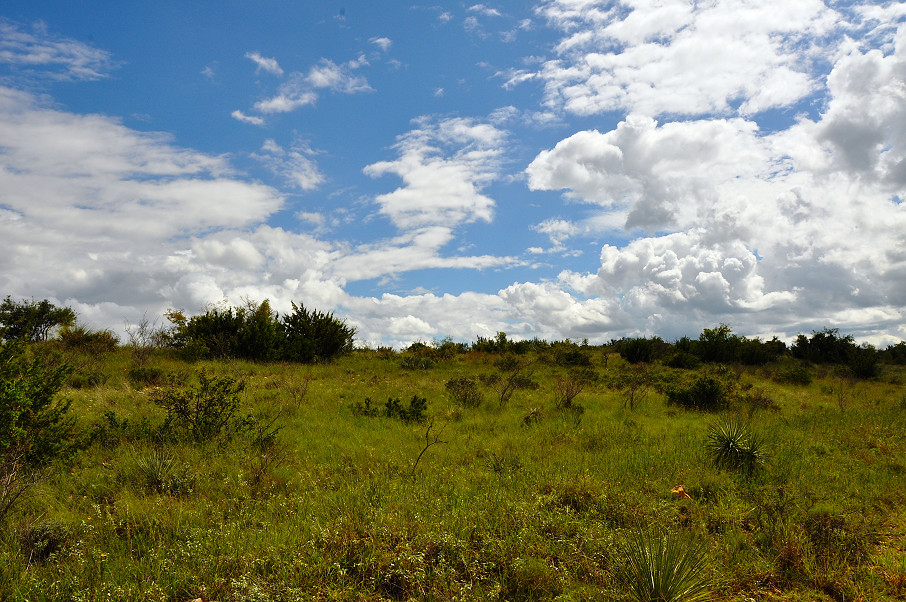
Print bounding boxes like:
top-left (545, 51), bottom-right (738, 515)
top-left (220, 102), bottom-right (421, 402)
top-left (489, 355), bottom-right (539, 406)
top-left (665, 372), bottom-right (734, 412)
top-left (351, 395), bottom-right (428, 423)
top-left (1, 341), bottom-right (77, 520)
top-left (553, 368), bottom-right (598, 410)
top-left (127, 366), bottom-right (168, 388)
top-left (280, 301), bottom-right (356, 363)
top-left (774, 363), bottom-right (813, 385)
top-left (384, 395), bottom-right (428, 423)
top-left (706, 418), bottom-right (766, 475)
top-left (400, 355), bottom-right (435, 370)
top-left (19, 520), bottom-right (71, 564)
top-left (445, 377), bottom-right (483, 407)
top-left (152, 370), bottom-right (247, 442)
top-left (618, 337), bottom-right (663, 364)
top-left (666, 351), bottom-right (700, 370)
top-left (621, 531), bottom-right (712, 602)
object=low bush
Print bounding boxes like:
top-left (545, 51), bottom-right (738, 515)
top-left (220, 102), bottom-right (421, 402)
top-left (445, 377), bottom-right (483, 407)
top-left (152, 370), bottom-right (248, 442)
top-left (351, 395), bottom-right (428, 423)
top-left (665, 372), bottom-right (734, 412)
top-left (127, 366), bottom-right (168, 388)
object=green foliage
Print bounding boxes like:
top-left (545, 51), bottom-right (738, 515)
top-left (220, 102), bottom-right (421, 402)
top-left (608, 362), bottom-right (653, 410)
top-left (0, 296), bottom-right (76, 342)
top-left (126, 366), bottom-right (168, 388)
top-left (351, 395), bottom-right (428, 423)
top-left (399, 355), bottom-right (435, 370)
top-left (616, 337), bottom-right (665, 364)
top-left (792, 328), bottom-right (856, 364)
top-left (58, 325), bottom-right (119, 353)
top-left (19, 520), bottom-right (72, 564)
top-left (0, 342), bottom-right (76, 465)
top-left (0, 342), bottom-right (77, 521)
top-left (152, 370), bottom-right (247, 442)
top-left (706, 418), bottom-right (766, 475)
top-left (490, 354), bottom-right (540, 406)
top-left (665, 370), bottom-right (735, 412)
top-left (444, 377), bottom-right (483, 407)
top-left (553, 367), bottom-right (598, 410)
top-left (166, 300), bottom-right (355, 364)
top-left (621, 530), bottom-right (712, 602)
top-left (130, 447), bottom-right (195, 496)
top-left (774, 362), bottom-right (813, 385)
top-left (280, 301), bottom-right (356, 363)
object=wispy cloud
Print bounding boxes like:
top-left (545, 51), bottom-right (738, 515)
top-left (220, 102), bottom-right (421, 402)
top-left (0, 18), bottom-right (116, 81)
top-left (245, 51), bottom-right (283, 76)
top-left (369, 37), bottom-right (392, 52)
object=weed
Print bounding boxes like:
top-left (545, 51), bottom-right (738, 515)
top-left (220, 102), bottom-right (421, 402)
top-left (620, 530), bottom-right (712, 602)
top-left (706, 418), bottom-right (766, 475)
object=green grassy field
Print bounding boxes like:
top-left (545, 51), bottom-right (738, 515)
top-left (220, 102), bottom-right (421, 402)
top-left (2, 343), bottom-right (905, 601)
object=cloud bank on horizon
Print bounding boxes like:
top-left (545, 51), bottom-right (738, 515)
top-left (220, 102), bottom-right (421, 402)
top-left (0, 1), bottom-right (904, 347)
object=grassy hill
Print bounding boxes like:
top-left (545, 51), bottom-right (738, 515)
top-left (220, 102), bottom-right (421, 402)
top-left (1, 341), bottom-right (905, 601)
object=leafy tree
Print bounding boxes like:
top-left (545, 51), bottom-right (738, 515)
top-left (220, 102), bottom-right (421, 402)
top-left (0, 296), bottom-right (76, 342)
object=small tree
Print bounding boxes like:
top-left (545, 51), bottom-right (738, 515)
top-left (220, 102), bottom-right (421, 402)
top-left (0, 297), bottom-right (76, 342)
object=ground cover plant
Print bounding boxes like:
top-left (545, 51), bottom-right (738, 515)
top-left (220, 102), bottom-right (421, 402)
top-left (1, 304), bottom-right (905, 600)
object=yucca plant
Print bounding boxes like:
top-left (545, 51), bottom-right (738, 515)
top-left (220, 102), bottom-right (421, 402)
top-left (621, 530), bottom-right (712, 602)
top-left (706, 418), bottom-right (766, 475)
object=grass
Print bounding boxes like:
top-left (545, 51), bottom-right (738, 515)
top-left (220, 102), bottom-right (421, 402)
top-left (1, 345), bottom-right (905, 600)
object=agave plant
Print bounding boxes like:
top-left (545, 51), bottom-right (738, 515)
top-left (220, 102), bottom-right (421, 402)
top-left (706, 418), bottom-right (766, 475)
top-left (621, 530), bottom-right (713, 602)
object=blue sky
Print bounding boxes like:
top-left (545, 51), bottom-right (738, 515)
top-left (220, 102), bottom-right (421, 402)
top-left (1, 1), bottom-right (905, 347)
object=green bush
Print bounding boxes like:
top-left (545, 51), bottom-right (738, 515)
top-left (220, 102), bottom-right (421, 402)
top-left (351, 395), bottom-right (428, 423)
top-left (280, 301), bottom-right (356, 363)
top-left (774, 363), bottom-right (813, 385)
top-left (152, 370), bottom-right (247, 442)
top-left (665, 372), bottom-right (734, 412)
top-left (127, 366), bottom-right (168, 388)
top-left (0, 342), bottom-right (77, 521)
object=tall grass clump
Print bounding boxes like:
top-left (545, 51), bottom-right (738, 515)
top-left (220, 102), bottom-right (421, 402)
top-left (621, 530), bottom-right (712, 602)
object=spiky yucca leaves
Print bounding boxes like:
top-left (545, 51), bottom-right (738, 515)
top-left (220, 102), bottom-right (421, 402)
top-left (621, 531), bottom-right (713, 602)
top-left (706, 418), bottom-right (765, 474)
